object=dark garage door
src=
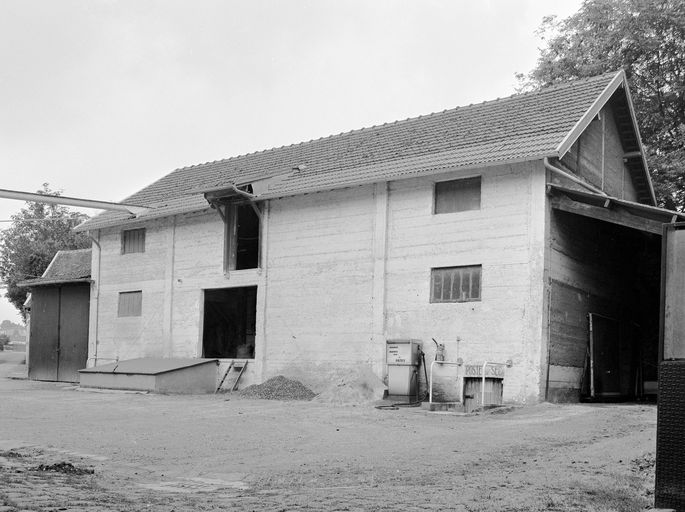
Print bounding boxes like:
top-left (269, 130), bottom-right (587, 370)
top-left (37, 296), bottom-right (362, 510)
top-left (28, 284), bottom-right (90, 382)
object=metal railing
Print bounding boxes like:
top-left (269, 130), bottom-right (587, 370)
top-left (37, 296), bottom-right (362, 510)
top-left (430, 359), bottom-right (511, 407)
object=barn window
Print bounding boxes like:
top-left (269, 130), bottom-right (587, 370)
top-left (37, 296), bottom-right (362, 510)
top-left (118, 291), bottom-right (142, 317)
top-left (430, 266), bottom-right (481, 303)
top-left (223, 204), bottom-right (260, 271)
top-left (121, 228), bottom-right (146, 254)
top-left (434, 177), bottom-right (481, 214)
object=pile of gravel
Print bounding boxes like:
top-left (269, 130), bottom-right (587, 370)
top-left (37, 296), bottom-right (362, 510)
top-left (32, 462), bottom-right (94, 475)
top-left (238, 375), bottom-right (316, 401)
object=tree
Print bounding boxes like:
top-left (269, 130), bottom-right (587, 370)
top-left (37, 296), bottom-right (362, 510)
top-left (519, 0), bottom-right (685, 209)
top-left (0, 184), bottom-right (90, 318)
top-left (0, 333), bottom-right (9, 350)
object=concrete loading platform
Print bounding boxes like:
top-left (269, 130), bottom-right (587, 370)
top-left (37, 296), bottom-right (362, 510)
top-left (79, 358), bottom-right (219, 393)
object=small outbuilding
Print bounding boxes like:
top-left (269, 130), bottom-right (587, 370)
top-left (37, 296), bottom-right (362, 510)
top-left (19, 249), bottom-right (91, 382)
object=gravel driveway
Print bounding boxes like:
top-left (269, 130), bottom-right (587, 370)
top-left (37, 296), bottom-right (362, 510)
top-left (0, 353), bottom-right (657, 511)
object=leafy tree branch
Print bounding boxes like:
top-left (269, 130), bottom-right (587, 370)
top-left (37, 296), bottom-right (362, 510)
top-left (520, 0), bottom-right (685, 209)
top-left (0, 184), bottom-right (90, 318)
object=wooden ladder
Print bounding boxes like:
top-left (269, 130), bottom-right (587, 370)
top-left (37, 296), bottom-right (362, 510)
top-left (215, 360), bottom-right (248, 393)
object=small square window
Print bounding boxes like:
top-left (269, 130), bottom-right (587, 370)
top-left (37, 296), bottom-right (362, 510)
top-left (118, 291), bottom-right (142, 317)
top-left (434, 177), bottom-right (481, 214)
top-left (122, 228), bottom-right (145, 254)
top-left (430, 266), bottom-right (481, 303)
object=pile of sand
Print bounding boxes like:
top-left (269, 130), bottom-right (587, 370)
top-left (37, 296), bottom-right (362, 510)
top-left (238, 375), bottom-right (316, 401)
top-left (312, 367), bottom-right (386, 405)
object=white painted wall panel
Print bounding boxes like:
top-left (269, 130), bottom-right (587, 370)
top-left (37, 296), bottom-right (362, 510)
top-left (90, 210), bottom-right (265, 387)
top-left (169, 211), bottom-right (264, 386)
top-left (263, 186), bottom-right (376, 390)
top-left (90, 163), bottom-right (548, 402)
top-left (384, 163), bottom-right (547, 403)
top-left (93, 219), bottom-right (170, 364)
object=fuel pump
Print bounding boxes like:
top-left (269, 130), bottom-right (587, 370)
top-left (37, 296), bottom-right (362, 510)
top-left (385, 339), bottom-right (422, 401)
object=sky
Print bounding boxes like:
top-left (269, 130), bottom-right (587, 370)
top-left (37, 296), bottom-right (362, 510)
top-left (0, 0), bottom-right (583, 323)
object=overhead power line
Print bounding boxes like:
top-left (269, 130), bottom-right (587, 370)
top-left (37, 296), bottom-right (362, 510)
top-left (0, 218), bottom-right (86, 223)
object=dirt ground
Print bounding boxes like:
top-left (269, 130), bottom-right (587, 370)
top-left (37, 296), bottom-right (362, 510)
top-left (0, 352), bottom-right (657, 511)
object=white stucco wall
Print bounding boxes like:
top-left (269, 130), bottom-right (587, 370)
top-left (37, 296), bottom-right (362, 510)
top-left (88, 211), bottom-right (265, 386)
top-left (261, 185), bottom-right (377, 389)
top-left (88, 161), bottom-right (547, 401)
top-left (383, 162), bottom-right (547, 403)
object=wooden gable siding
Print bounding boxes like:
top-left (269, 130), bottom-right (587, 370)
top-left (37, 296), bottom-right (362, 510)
top-left (561, 105), bottom-right (638, 201)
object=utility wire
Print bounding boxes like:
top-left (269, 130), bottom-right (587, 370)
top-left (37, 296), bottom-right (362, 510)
top-left (0, 218), bottom-right (86, 223)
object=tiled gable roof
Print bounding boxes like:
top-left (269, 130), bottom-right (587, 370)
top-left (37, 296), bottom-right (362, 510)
top-left (18, 249), bottom-right (92, 287)
top-left (76, 72), bottom-right (622, 231)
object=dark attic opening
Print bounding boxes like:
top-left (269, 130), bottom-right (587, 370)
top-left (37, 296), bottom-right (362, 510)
top-left (233, 204), bottom-right (260, 270)
top-left (204, 189), bottom-right (262, 272)
top-left (547, 209), bottom-right (662, 402)
top-left (202, 286), bottom-right (257, 359)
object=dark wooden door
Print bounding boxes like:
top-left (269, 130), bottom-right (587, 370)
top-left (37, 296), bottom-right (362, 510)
top-left (57, 285), bottom-right (90, 382)
top-left (28, 284), bottom-right (89, 383)
top-left (590, 313), bottom-right (621, 397)
top-left (28, 287), bottom-right (60, 381)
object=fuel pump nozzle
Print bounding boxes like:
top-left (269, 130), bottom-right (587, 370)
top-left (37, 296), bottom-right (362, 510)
top-left (432, 338), bottom-right (445, 362)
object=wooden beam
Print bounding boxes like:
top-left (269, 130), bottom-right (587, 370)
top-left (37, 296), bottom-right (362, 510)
top-left (212, 204), bottom-right (226, 222)
top-left (551, 194), bottom-right (664, 235)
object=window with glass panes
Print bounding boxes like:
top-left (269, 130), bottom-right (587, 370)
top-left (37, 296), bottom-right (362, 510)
top-left (434, 177), bottom-right (481, 214)
top-left (430, 265), bottom-right (481, 303)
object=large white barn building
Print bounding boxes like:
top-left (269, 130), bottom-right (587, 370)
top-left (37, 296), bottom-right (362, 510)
top-left (75, 71), bottom-right (684, 403)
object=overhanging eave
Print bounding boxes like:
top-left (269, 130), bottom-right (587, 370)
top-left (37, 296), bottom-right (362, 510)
top-left (548, 185), bottom-right (685, 235)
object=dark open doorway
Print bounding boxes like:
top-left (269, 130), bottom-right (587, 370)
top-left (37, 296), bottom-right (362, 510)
top-left (202, 286), bottom-right (257, 359)
top-left (222, 203), bottom-right (260, 272)
top-left (235, 204), bottom-right (260, 270)
top-left (548, 210), bottom-right (661, 402)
